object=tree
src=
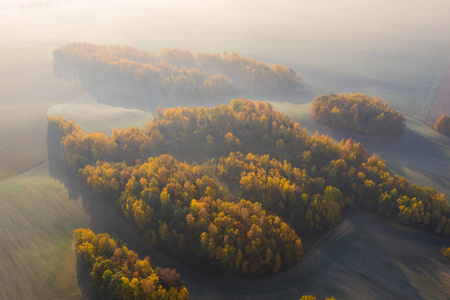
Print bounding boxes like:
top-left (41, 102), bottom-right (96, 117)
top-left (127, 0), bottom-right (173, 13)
top-left (441, 246), bottom-right (450, 260)
top-left (54, 43), bottom-right (302, 97)
top-left (73, 229), bottom-right (189, 300)
top-left (434, 115), bottom-right (450, 136)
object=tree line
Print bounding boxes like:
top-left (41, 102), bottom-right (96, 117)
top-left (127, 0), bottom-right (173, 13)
top-left (311, 93), bottom-right (405, 136)
top-left (53, 43), bottom-right (301, 97)
top-left (73, 228), bottom-right (189, 299)
top-left (49, 99), bottom-right (450, 278)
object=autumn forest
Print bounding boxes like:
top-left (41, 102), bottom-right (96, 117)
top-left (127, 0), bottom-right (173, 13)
top-left (3, 2), bottom-right (450, 300)
top-left (53, 43), bottom-right (301, 97)
top-left (49, 98), bottom-right (450, 297)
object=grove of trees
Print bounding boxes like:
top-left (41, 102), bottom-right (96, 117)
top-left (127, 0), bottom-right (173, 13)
top-left (434, 115), bottom-right (450, 136)
top-left (311, 93), bottom-right (405, 136)
top-left (49, 99), bottom-right (450, 278)
top-left (73, 228), bottom-right (189, 299)
top-left (53, 43), bottom-right (301, 97)
top-left (79, 155), bottom-right (303, 277)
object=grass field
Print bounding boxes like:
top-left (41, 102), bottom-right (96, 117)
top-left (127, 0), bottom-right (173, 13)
top-left (426, 62), bottom-right (450, 126)
top-left (47, 97), bottom-right (153, 135)
top-left (0, 162), bottom-right (86, 299)
top-left (1, 1), bottom-right (450, 298)
top-left (416, 52), bottom-right (450, 120)
top-left (0, 50), bottom-right (82, 181)
top-left (0, 84), bottom-right (157, 299)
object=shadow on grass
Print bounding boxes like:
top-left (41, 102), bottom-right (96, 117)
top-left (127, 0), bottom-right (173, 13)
top-left (47, 127), bottom-right (450, 299)
top-left (76, 259), bottom-right (99, 300)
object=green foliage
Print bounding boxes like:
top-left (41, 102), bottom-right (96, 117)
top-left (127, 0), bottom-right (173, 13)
top-left (54, 43), bottom-right (301, 97)
top-left (434, 115), bottom-right (450, 136)
top-left (311, 93), bottom-right (405, 136)
top-left (73, 228), bottom-right (189, 299)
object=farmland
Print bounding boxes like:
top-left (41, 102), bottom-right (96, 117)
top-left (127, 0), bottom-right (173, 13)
top-left (2, 56), bottom-right (450, 299)
top-left (2, 80), bottom-right (450, 299)
top-left (1, 0), bottom-right (450, 299)
top-left (426, 63), bottom-right (450, 127)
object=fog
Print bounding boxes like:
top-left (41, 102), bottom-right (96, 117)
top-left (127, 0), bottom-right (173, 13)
top-left (2, 0), bottom-right (450, 60)
top-left (1, 0), bottom-right (450, 215)
top-left (2, 0), bottom-right (450, 109)
top-left (1, 1), bottom-right (450, 299)
top-left (1, 0), bottom-right (449, 207)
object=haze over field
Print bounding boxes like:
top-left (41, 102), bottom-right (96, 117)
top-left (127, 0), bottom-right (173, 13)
top-left (1, 0), bottom-right (450, 178)
top-left (1, 0), bottom-right (450, 299)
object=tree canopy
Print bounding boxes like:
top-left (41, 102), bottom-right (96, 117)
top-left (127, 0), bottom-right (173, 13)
top-left (53, 43), bottom-right (301, 97)
top-left (73, 228), bottom-right (189, 300)
top-left (311, 93), bottom-right (405, 136)
top-left (434, 115), bottom-right (450, 136)
top-left (49, 99), bottom-right (450, 279)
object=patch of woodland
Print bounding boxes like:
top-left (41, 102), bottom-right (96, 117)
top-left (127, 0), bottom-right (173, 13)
top-left (73, 228), bottom-right (189, 299)
top-left (311, 93), bottom-right (405, 136)
top-left (53, 43), bottom-right (301, 97)
top-left (434, 115), bottom-right (450, 136)
top-left (49, 99), bottom-right (450, 278)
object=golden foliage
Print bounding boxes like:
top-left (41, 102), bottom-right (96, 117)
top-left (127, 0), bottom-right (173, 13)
top-left (434, 115), bottom-right (450, 136)
top-left (73, 228), bottom-right (189, 299)
top-left (311, 93), bottom-right (405, 136)
top-left (54, 43), bottom-right (301, 96)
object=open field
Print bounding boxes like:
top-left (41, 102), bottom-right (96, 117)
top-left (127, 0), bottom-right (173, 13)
top-left (0, 162), bottom-right (86, 299)
top-left (47, 97), bottom-right (153, 135)
top-left (426, 63), bottom-right (450, 126)
top-left (1, 1), bottom-right (450, 299)
top-left (416, 52), bottom-right (450, 120)
top-left (0, 49), bottom-right (82, 181)
top-left (0, 88), bottom-right (161, 299)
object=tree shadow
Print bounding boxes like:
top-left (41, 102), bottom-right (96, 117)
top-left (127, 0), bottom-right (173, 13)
top-left (76, 259), bottom-right (99, 300)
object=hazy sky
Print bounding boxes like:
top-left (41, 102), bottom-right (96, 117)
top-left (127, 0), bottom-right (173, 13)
top-left (1, 0), bottom-right (449, 55)
top-left (1, 0), bottom-right (450, 109)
